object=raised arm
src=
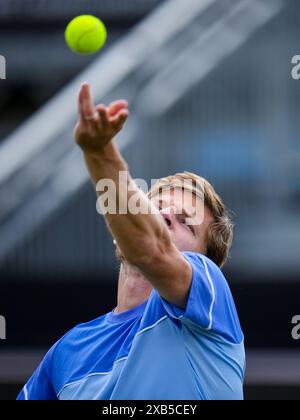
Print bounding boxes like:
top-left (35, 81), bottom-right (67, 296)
top-left (75, 83), bottom-right (192, 308)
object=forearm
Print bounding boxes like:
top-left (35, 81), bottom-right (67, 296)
top-left (83, 141), bottom-right (127, 187)
top-left (83, 142), bottom-right (171, 265)
top-left (75, 83), bottom-right (192, 307)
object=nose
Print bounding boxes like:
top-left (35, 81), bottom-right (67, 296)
top-left (160, 207), bottom-right (176, 229)
top-left (163, 214), bottom-right (172, 228)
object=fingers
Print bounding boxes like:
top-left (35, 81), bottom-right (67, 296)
top-left (96, 104), bottom-right (109, 130)
top-left (78, 82), bottom-right (98, 122)
top-left (77, 82), bottom-right (129, 136)
top-left (110, 109), bottom-right (129, 129)
top-left (96, 103), bottom-right (129, 130)
top-left (107, 100), bottom-right (128, 118)
top-left (78, 87), bottom-right (87, 124)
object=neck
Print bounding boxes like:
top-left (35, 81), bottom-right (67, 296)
top-left (115, 262), bottom-right (152, 314)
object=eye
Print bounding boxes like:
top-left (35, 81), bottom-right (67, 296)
top-left (180, 218), bottom-right (195, 235)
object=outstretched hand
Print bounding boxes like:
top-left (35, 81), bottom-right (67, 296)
top-left (75, 82), bottom-right (129, 154)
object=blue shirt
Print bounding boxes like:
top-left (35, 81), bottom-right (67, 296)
top-left (17, 252), bottom-right (245, 400)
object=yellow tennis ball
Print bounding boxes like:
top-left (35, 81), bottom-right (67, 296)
top-left (65, 15), bottom-right (107, 55)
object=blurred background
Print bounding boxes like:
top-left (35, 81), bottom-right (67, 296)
top-left (0, 0), bottom-right (300, 400)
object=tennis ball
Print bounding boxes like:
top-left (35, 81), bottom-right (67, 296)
top-left (65, 15), bottom-right (107, 55)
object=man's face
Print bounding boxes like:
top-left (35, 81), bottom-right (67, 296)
top-left (114, 188), bottom-right (213, 263)
top-left (150, 188), bottom-right (213, 254)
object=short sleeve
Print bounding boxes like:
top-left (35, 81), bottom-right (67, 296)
top-left (160, 252), bottom-right (244, 344)
top-left (17, 345), bottom-right (58, 400)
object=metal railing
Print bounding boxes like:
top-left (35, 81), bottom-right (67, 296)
top-left (0, 0), bottom-right (285, 268)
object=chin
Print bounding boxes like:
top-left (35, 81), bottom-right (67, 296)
top-left (115, 248), bottom-right (125, 264)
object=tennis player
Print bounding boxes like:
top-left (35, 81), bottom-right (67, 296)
top-left (17, 83), bottom-right (245, 400)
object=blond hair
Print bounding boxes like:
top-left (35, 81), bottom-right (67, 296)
top-left (148, 172), bottom-right (233, 268)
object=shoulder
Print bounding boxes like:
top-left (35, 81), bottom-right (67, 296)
top-left (182, 251), bottom-right (222, 275)
top-left (182, 251), bottom-right (231, 294)
top-left (47, 314), bottom-right (110, 391)
top-left (54, 313), bottom-right (108, 353)
top-left (180, 252), bottom-right (244, 344)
